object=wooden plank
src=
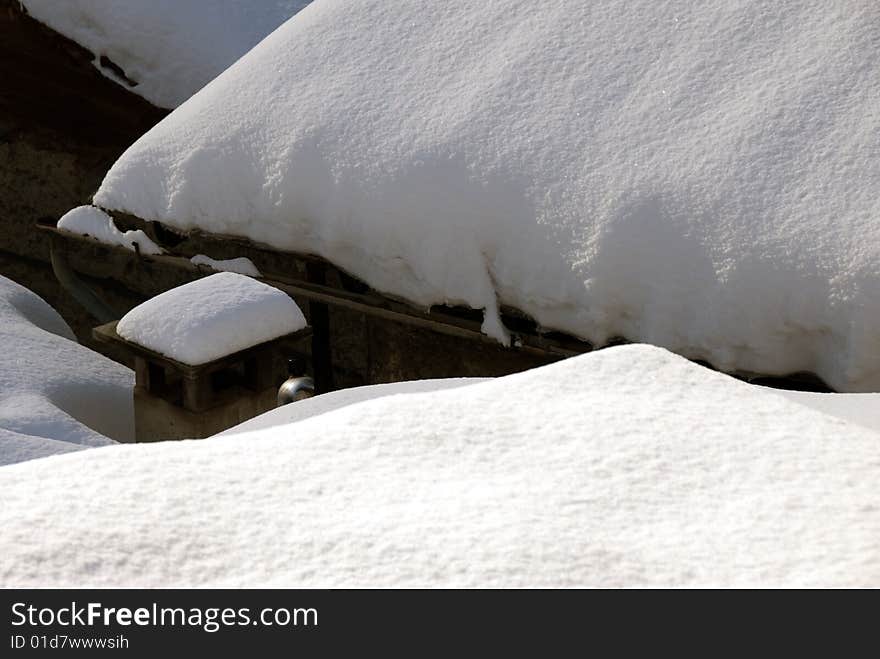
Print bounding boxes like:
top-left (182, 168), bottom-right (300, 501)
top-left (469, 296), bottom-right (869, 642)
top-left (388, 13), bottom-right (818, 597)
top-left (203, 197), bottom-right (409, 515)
top-left (48, 222), bottom-right (590, 359)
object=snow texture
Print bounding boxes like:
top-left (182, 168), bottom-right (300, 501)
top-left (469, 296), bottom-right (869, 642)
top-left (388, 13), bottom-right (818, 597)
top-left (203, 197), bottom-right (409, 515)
top-left (116, 272), bottom-right (307, 365)
top-left (20, 0), bottom-right (313, 108)
top-left (0, 276), bottom-right (134, 466)
top-left (1, 345), bottom-right (878, 587)
top-left (191, 254), bottom-right (261, 277)
top-left (58, 205), bottom-right (163, 256)
top-left (775, 389), bottom-right (880, 435)
top-left (221, 377), bottom-right (488, 435)
top-left (232, 376), bottom-right (880, 438)
top-left (93, 0), bottom-right (880, 391)
top-left (229, 378), bottom-right (880, 435)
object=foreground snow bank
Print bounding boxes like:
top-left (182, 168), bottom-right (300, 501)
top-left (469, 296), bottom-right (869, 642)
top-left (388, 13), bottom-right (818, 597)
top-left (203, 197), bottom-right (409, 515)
top-left (774, 389), bottom-right (880, 435)
top-left (20, 0), bottom-right (313, 107)
top-left (2, 345), bottom-right (877, 587)
top-left (221, 378), bottom-right (488, 435)
top-left (0, 276), bottom-right (134, 465)
top-left (93, 0), bottom-right (880, 391)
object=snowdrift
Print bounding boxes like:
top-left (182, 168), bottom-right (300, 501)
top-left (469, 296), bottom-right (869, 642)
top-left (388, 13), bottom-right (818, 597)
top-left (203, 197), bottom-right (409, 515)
top-left (20, 0), bottom-right (313, 107)
top-left (0, 276), bottom-right (133, 465)
top-left (1, 345), bottom-right (878, 587)
top-left (91, 0), bottom-right (880, 391)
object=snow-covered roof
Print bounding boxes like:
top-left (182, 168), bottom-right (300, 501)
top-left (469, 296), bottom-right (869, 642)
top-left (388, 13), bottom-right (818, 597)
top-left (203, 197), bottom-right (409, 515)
top-left (20, 0), bottom-right (313, 108)
top-left (0, 276), bottom-right (133, 466)
top-left (1, 344), bottom-right (878, 587)
top-left (90, 0), bottom-right (880, 392)
top-left (116, 272), bottom-right (307, 365)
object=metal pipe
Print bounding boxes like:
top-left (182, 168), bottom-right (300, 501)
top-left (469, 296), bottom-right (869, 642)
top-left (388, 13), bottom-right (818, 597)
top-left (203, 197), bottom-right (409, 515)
top-left (277, 376), bottom-right (315, 406)
top-left (49, 243), bottom-right (117, 323)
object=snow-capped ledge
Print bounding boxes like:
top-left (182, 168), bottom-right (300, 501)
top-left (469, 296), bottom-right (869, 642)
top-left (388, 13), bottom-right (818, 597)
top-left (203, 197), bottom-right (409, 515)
top-left (116, 272), bottom-right (307, 365)
top-left (58, 206), bottom-right (163, 256)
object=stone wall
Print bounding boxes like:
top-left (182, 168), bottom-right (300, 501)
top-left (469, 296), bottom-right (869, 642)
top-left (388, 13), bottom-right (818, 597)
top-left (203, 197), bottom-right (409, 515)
top-left (0, 0), bottom-right (166, 354)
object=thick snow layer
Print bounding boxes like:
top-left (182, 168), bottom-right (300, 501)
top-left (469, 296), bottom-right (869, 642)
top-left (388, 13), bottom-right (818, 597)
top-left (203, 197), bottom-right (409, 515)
top-left (221, 378), bottom-right (487, 435)
top-left (1, 345), bottom-right (878, 588)
top-left (775, 389), bottom-right (880, 435)
top-left (20, 0), bottom-right (313, 108)
top-left (94, 0), bottom-right (880, 391)
top-left (116, 272), bottom-right (307, 365)
top-left (0, 428), bottom-right (85, 466)
top-left (0, 276), bottom-right (134, 466)
top-left (58, 205), bottom-right (163, 255)
top-left (191, 254), bottom-right (261, 277)
top-left (233, 374), bottom-right (880, 436)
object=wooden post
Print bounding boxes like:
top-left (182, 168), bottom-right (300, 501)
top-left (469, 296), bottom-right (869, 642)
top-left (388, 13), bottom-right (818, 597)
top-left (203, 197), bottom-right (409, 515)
top-left (306, 261), bottom-right (334, 393)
